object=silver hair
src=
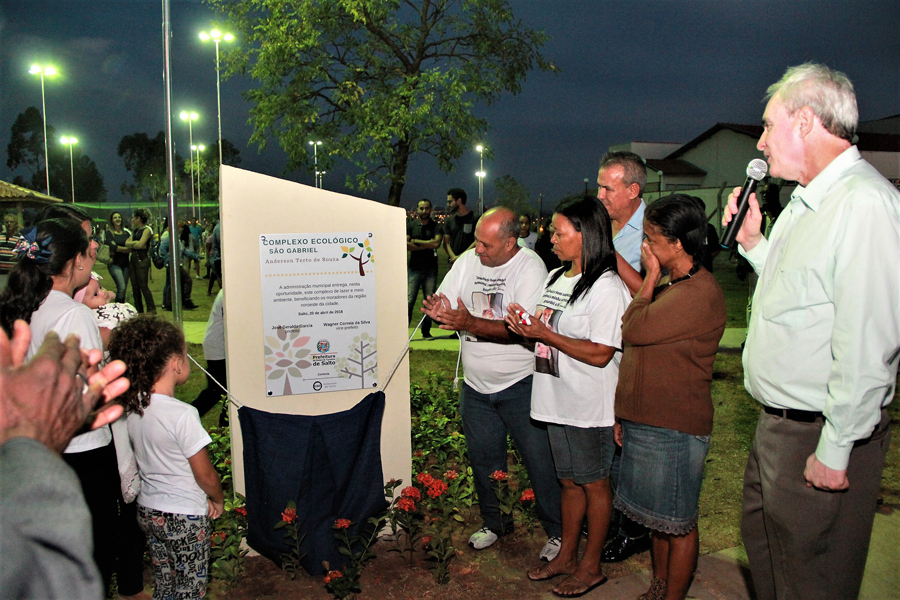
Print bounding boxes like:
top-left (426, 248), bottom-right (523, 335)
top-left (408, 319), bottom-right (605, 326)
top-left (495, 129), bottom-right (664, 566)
top-left (599, 151), bottom-right (647, 196)
top-left (766, 63), bottom-right (858, 141)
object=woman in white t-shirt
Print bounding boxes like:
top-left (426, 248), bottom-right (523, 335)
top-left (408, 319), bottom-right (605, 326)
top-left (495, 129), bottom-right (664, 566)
top-left (108, 315), bottom-right (224, 600)
top-left (506, 196), bottom-right (630, 597)
top-left (0, 217), bottom-right (131, 590)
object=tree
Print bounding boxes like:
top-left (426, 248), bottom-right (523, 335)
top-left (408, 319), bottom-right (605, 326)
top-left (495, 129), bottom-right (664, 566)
top-left (7, 106), bottom-right (106, 203)
top-left (494, 174), bottom-right (532, 217)
top-left (212, 0), bottom-right (553, 206)
top-left (192, 138), bottom-right (242, 206)
top-left (117, 131), bottom-right (198, 205)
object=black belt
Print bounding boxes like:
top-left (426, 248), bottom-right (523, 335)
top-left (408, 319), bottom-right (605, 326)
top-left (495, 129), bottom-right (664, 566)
top-left (763, 406), bottom-right (823, 423)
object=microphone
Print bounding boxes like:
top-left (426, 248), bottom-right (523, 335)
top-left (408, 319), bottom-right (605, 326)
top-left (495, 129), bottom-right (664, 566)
top-left (721, 159), bottom-right (768, 248)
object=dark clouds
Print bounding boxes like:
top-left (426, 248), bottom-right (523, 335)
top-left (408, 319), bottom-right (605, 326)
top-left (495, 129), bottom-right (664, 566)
top-left (2, 0), bottom-right (898, 210)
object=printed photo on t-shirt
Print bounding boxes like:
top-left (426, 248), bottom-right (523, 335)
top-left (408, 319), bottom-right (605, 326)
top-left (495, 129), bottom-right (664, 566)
top-left (534, 306), bottom-right (561, 376)
top-left (465, 291), bottom-right (504, 342)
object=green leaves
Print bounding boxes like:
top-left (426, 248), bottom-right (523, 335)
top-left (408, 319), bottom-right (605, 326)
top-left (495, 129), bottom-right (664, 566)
top-left (209, 0), bottom-right (552, 204)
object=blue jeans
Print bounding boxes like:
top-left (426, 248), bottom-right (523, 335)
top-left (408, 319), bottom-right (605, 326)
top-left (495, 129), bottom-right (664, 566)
top-left (407, 267), bottom-right (437, 334)
top-left (107, 264), bottom-right (129, 303)
top-left (460, 376), bottom-right (562, 537)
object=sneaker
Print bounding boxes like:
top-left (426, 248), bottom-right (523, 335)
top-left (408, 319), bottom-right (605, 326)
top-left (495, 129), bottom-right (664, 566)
top-left (539, 536), bottom-right (561, 561)
top-left (468, 527), bottom-right (499, 550)
top-left (421, 332), bottom-right (434, 340)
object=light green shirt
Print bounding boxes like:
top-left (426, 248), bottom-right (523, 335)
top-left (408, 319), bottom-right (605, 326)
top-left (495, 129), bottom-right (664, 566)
top-left (741, 146), bottom-right (900, 471)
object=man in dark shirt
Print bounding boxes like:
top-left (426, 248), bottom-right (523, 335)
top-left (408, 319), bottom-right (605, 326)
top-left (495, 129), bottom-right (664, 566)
top-left (407, 199), bottom-right (442, 339)
top-left (442, 187), bottom-right (475, 265)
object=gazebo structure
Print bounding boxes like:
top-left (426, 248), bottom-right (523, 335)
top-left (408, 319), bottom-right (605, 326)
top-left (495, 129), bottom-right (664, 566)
top-left (0, 179), bottom-right (62, 227)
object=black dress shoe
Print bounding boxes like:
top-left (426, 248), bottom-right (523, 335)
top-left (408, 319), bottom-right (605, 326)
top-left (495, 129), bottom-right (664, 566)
top-left (602, 532), bottom-right (651, 562)
top-left (183, 301), bottom-right (199, 309)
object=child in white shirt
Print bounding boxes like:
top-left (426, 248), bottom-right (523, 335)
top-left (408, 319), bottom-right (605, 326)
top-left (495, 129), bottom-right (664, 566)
top-left (107, 315), bottom-right (224, 599)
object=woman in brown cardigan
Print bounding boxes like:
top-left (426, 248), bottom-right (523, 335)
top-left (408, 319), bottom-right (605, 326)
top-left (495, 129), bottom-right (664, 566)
top-left (614, 194), bottom-right (726, 600)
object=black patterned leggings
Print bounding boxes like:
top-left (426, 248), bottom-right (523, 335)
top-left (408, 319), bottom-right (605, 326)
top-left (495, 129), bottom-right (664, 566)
top-left (137, 506), bottom-right (211, 599)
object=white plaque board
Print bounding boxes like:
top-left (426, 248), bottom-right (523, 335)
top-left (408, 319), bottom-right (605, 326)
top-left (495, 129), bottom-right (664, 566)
top-left (259, 231), bottom-right (377, 396)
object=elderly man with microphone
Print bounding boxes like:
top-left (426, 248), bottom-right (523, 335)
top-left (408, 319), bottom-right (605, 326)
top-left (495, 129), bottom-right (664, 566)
top-left (723, 63), bottom-right (900, 600)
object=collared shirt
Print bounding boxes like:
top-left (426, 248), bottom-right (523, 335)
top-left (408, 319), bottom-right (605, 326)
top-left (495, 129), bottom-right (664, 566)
top-left (613, 200), bottom-right (646, 271)
top-left (741, 146), bottom-right (900, 470)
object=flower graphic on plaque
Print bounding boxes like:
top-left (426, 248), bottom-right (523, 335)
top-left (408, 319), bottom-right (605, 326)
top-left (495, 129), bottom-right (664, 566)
top-left (264, 327), bottom-right (312, 395)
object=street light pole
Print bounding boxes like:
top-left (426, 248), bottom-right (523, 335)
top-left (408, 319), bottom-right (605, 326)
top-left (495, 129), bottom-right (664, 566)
top-left (60, 136), bottom-right (78, 203)
top-left (192, 144), bottom-right (206, 223)
top-left (180, 111), bottom-right (199, 218)
top-left (475, 144), bottom-right (485, 216)
top-left (308, 140), bottom-right (322, 187)
top-left (29, 64), bottom-right (57, 196)
top-left (199, 29), bottom-right (234, 167)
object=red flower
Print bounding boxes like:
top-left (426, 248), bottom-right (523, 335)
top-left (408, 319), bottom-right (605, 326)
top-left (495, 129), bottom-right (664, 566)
top-left (397, 496), bottom-right (416, 512)
top-left (334, 518), bottom-right (352, 529)
top-left (444, 470), bottom-right (459, 481)
top-left (519, 488), bottom-right (535, 503)
top-left (490, 470), bottom-right (508, 481)
top-left (401, 486), bottom-right (421, 501)
top-left (416, 472), bottom-right (435, 486)
top-left (324, 570), bottom-right (343, 584)
top-left (413, 450), bottom-right (424, 457)
top-left (211, 531), bottom-right (227, 545)
top-left (235, 506), bottom-right (247, 517)
top-left (427, 479), bottom-right (448, 499)
top-left (281, 507), bottom-right (298, 524)
top-left (422, 536), bottom-right (432, 547)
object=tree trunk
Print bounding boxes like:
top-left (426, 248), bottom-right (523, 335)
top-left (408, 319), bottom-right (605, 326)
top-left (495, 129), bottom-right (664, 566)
top-left (386, 138), bottom-right (411, 206)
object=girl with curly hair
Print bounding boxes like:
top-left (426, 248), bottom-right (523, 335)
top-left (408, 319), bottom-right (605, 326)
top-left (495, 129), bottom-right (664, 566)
top-left (107, 315), bottom-right (223, 600)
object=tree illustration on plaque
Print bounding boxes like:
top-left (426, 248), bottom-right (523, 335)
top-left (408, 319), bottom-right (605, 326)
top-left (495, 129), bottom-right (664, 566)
top-left (335, 332), bottom-right (377, 389)
top-left (264, 328), bottom-right (312, 395)
top-left (341, 238), bottom-right (374, 276)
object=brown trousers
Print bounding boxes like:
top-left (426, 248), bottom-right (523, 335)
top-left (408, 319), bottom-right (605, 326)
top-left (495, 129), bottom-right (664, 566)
top-left (742, 407), bottom-right (890, 600)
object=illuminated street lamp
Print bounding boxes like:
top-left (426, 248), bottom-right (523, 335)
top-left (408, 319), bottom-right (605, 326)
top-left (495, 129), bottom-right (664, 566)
top-left (59, 136), bottom-right (78, 203)
top-left (180, 111), bottom-right (199, 217)
top-left (29, 64), bottom-right (58, 196)
top-left (308, 140), bottom-right (322, 188)
top-left (199, 29), bottom-right (235, 166)
top-left (191, 144), bottom-right (206, 222)
top-left (475, 144), bottom-right (486, 216)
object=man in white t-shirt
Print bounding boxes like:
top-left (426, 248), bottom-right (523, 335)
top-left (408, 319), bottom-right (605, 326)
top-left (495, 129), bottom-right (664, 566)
top-left (422, 208), bottom-right (562, 560)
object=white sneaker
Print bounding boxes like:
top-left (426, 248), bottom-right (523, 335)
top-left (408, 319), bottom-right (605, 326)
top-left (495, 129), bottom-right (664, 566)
top-left (539, 536), bottom-right (561, 561)
top-left (468, 527), bottom-right (499, 550)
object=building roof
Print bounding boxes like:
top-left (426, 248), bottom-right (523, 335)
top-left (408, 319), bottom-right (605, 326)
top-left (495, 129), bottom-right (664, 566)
top-left (665, 123), bottom-right (763, 159)
top-left (856, 132), bottom-right (900, 152)
top-left (0, 180), bottom-right (61, 203)
top-left (645, 159), bottom-right (707, 176)
top-left (664, 122), bottom-right (900, 157)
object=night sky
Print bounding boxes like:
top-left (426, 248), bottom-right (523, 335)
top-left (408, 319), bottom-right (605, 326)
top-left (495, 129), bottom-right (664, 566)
top-left (2, 0), bottom-right (898, 211)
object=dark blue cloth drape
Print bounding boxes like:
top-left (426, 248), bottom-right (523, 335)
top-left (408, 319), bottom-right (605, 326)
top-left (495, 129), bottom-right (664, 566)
top-left (238, 392), bottom-right (388, 575)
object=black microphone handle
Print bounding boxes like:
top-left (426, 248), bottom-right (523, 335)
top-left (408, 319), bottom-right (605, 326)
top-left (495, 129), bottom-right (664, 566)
top-left (721, 177), bottom-right (761, 248)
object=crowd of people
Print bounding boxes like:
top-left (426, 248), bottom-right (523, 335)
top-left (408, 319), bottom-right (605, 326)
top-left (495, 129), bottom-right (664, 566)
top-left (0, 203), bottom-right (228, 599)
top-left (0, 62), bottom-right (897, 600)
top-left (415, 63), bottom-right (899, 600)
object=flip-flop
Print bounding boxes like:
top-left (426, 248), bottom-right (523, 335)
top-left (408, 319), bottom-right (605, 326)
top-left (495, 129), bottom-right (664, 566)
top-left (552, 573), bottom-right (608, 598)
top-left (527, 562), bottom-right (571, 582)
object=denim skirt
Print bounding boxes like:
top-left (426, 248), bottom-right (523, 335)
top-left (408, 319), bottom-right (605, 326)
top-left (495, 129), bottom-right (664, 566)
top-left (613, 419), bottom-right (709, 535)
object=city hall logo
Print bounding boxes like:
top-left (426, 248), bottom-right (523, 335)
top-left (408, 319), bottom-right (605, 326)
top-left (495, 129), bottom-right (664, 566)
top-left (317, 339), bottom-right (330, 353)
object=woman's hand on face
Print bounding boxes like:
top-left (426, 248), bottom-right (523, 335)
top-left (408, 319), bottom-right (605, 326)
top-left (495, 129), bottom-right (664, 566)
top-left (504, 303), bottom-right (545, 340)
top-left (640, 240), bottom-right (661, 276)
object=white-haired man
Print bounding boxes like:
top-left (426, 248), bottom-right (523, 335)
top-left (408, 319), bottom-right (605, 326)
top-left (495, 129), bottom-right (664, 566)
top-left (724, 63), bottom-right (900, 599)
